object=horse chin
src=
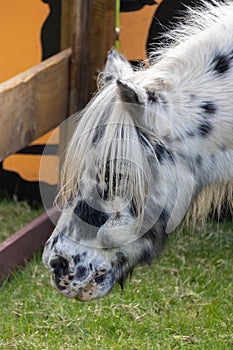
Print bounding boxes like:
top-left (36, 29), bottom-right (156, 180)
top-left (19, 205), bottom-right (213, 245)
top-left (76, 273), bottom-right (116, 301)
top-left (75, 280), bottom-right (114, 301)
top-left (50, 263), bottom-right (117, 301)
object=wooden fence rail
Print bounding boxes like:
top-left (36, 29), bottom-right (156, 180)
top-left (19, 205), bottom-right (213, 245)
top-left (0, 48), bottom-right (71, 161)
top-left (0, 208), bottom-right (60, 280)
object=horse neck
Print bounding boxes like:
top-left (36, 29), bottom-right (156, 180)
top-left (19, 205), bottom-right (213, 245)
top-left (176, 146), bottom-right (233, 188)
top-left (165, 82), bottom-right (233, 188)
top-left (148, 9), bottom-right (233, 153)
top-left (150, 40), bottom-right (233, 189)
top-left (151, 137), bottom-right (233, 233)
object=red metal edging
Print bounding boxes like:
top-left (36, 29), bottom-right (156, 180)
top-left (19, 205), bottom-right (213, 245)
top-left (0, 207), bottom-right (60, 281)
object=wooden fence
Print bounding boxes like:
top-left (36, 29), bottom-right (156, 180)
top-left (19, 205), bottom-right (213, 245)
top-left (0, 0), bottom-right (116, 280)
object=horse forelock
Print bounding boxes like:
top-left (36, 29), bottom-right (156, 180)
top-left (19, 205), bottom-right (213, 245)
top-left (57, 81), bottom-right (153, 224)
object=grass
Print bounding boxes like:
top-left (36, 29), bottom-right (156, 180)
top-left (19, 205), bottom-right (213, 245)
top-left (0, 217), bottom-right (232, 349)
top-left (0, 196), bottom-right (44, 242)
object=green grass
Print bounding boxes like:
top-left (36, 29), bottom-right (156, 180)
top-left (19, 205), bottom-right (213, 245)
top-left (0, 197), bottom-right (44, 242)
top-left (1, 219), bottom-right (232, 349)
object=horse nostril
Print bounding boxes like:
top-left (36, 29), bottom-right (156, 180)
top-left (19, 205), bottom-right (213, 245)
top-left (94, 269), bottom-right (106, 284)
top-left (50, 256), bottom-right (69, 277)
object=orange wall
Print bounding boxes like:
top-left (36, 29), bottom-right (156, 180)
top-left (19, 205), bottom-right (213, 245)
top-left (0, 0), bottom-right (49, 82)
top-left (4, 129), bottom-right (59, 185)
top-left (0, 1), bottom-right (58, 185)
top-left (120, 1), bottom-right (163, 60)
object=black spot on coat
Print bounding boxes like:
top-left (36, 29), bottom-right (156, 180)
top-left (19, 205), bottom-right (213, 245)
top-left (73, 254), bottom-right (81, 265)
top-left (197, 120), bottom-right (213, 137)
top-left (211, 53), bottom-right (233, 74)
top-left (136, 128), bottom-right (174, 163)
top-left (146, 89), bottom-right (158, 103)
top-left (195, 154), bottom-right (203, 167)
top-left (153, 142), bottom-right (174, 163)
top-left (185, 130), bottom-right (195, 137)
top-left (76, 265), bottom-right (87, 280)
top-left (200, 101), bottom-right (217, 115)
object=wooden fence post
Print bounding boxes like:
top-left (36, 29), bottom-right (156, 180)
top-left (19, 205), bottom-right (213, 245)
top-left (59, 0), bottom-right (116, 157)
top-left (62, 0), bottom-right (116, 113)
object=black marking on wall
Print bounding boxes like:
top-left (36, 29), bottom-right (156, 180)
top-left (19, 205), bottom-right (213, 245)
top-left (120, 0), bottom-right (155, 12)
top-left (16, 144), bottom-right (58, 155)
top-left (41, 0), bottom-right (61, 60)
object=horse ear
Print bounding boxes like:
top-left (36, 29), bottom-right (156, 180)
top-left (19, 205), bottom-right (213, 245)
top-left (98, 49), bottom-right (133, 89)
top-left (117, 79), bottom-right (173, 139)
top-left (116, 79), bottom-right (145, 105)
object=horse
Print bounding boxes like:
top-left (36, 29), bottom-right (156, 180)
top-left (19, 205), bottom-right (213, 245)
top-left (43, 0), bottom-right (233, 301)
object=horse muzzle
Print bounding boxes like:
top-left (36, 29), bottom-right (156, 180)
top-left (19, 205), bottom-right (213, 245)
top-left (42, 234), bottom-right (116, 301)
